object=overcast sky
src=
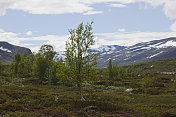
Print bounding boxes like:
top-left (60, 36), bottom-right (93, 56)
top-left (0, 0), bottom-right (176, 52)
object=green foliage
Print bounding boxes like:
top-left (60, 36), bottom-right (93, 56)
top-left (45, 61), bottom-right (58, 85)
top-left (142, 77), bottom-right (156, 88)
top-left (11, 53), bottom-right (21, 76)
top-left (108, 61), bottom-right (126, 80)
top-left (33, 44), bottom-right (57, 84)
top-left (0, 62), bottom-right (3, 76)
top-left (56, 60), bottom-right (74, 85)
top-left (14, 53), bottom-right (21, 64)
top-left (33, 53), bottom-right (47, 82)
top-left (108, 59), bottom-right (113, 79)
top-left (4, 44), bottom-right (58, 85)
top-left (141, 77), bottom-right (170, 94)
top-left (18, 53), bottom-right (34, 77)
top-left (57, 21), bottom-right (98, 100)
top-left (10, 53), bottom-right (34, 77)
top-left (113, 62), bottom-right (126, 80)
top-left (0, 61), bottom-right (5, 76)
top-left (39, 44), bottom-right (56, 61)
top-left (64, 21), bottom-right (98, 84)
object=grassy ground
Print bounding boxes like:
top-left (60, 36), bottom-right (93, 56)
top-left (0, 75), bottom-right (176, 117)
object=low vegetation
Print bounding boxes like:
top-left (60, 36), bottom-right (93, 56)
top-left (0, 73), bottom-right (176, 116)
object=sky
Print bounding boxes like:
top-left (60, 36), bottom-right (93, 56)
top-left (0, 0), bottom-right (176, 52)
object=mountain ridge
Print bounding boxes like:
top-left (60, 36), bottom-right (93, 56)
top-left (97, 37), bottom-right (176, 68)
top-left (55, 45), bottom-right (126, 61)
top-left (2, 37), bottom-right (174, 68)
top-left (54, 37), bottom-right (176, 68)
top-left (0, 41), bottom-right (32, 63)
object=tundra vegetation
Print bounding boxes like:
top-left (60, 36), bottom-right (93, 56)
top-left (0, 22), bottom-right (176, 116)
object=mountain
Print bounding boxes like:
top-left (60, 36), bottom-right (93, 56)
top-left (55, 45), bottom-right (126, 61)
top-left (90, 45), bottom-right (126, 54)
top-left (97, 37), bottom-right (176, 68)
top-left (0, 41), bottom-right (32, 63)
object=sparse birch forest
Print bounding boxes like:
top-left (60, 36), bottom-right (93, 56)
top-left (0, 22), bottom-right (176, 117)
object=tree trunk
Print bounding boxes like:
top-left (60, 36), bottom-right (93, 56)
top-left (78, 83), bottom-right (85, 101)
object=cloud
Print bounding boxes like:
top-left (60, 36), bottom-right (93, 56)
top-left (0, 0), bottom-right (170, 15)
top-left (0, 0), bottom-right (175, 31)
top-left (83, 10), bottom-right (103, 15)
top-left (163, 0), bottom-right (176, 19)
top-left (26, 31), bottom-right (33, 36)
top-left (170, 21), bottom-right (176, 32)
top-left (0, 0), bottom-right (14, 16)
top-left (95, 31), bottom-right (176, 47)
top-left (19, 35), bottom-right (68, 52)
top-left (118, 28), bottom-right (126, 32)
top-left (0, 29), bottom-right (68, 52)
top-left (108, 4), bottom-right (126, 8)
top-left (0, 0), bottom-right (92, 15)
top-left (0, 0), bottom-right (137, 16)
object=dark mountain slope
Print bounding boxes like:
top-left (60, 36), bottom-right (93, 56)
top-left (0, 41), bottom-right (32, 63)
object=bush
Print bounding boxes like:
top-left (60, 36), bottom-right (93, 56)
top-left (141, 77), bottom-right (161, 88)
top-left (143, 88), bottom-right (161, 95)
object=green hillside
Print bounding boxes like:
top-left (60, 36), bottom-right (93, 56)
top-left (126, 57), bottom-right (176, 74)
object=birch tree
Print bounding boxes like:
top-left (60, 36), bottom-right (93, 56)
top-left (64, 21), bottom-right (98, 101)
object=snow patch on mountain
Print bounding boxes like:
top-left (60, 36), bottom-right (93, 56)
top-left (147, 51), bottom-right (164, 59)
top-left (156, 40), bottom-right (176, 48)
top-left (126, 40), bottom-right (176, 52)
top-left (92, 45), bottom-right (125, 53)
top-left (0, 46), bottom-right (12, 53)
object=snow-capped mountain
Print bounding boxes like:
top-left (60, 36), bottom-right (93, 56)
top-left (55, 37), bottom-right (176, 68)
top-left (97, 37), bottom-right (176, 68)
top-left (90, 45), bottom-right (126, 54)
top-left (55, 45), bottom-right (126, 61)
top-left (0, 41), bottom-right (32, 63)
